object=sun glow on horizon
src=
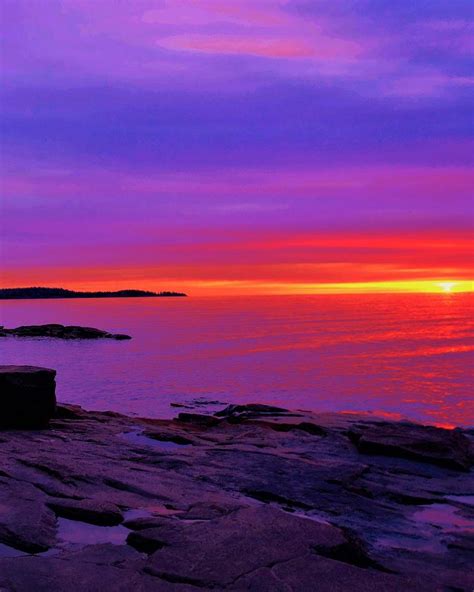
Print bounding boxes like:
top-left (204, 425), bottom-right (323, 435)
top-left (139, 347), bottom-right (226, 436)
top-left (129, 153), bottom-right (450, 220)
top-left (275, 280), bottom-right (473, 296)
top-left (3, 278), bottom-right (472, 297)
top-left (437, 281), bottom-right (456, 293)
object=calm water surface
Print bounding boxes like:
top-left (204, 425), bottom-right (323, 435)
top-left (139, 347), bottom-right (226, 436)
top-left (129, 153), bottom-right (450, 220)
top-left (1, 294), bottom-right (473, 426)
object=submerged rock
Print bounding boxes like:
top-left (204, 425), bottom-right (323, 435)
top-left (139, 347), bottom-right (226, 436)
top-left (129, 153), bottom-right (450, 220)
top-left (0, 365), bottom-right (56, 428)
top-left (0, 324), bottom-right (131, 340)
top-left (215, 403), bottom-right (289, 418)
top-left (176, 413), bottom-right (221, 427)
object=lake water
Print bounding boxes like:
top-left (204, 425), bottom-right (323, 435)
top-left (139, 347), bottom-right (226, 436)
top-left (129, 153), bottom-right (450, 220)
top-left (1, 294), bottom-right (473, 427)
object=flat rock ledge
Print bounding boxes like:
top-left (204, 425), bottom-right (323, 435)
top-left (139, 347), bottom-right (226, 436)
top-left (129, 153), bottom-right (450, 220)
top-left (0, 403), bottom-right (473, 591)
top-left (0, 323), bottom-right (131, 340)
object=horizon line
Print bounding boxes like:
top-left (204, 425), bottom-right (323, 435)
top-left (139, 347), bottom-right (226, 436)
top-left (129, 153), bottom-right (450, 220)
top-left (1, 280), bottom-right (473, 296)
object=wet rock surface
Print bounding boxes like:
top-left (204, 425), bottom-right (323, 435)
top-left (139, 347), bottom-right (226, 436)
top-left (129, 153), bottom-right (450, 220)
top-left (349, 422), bottom-right (473, 471)
top-left (0, 323), bottom-right (131, 340)
top-left (0, 403), bottom-right (473, 591)
top-left (46, 499), bottom-right (124, 526)
top-left (0, 365), bottom-right (57, 428)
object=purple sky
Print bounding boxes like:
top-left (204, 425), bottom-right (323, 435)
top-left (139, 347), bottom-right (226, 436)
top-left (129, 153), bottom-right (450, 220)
top-left (1, 0), bottom-right (473, 294)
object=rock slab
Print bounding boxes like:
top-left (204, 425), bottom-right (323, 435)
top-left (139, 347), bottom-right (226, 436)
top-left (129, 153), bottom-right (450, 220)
top-left (349, 422), bottom-right (473, 471)
top-left (0, 402), bottom-right (472, 591)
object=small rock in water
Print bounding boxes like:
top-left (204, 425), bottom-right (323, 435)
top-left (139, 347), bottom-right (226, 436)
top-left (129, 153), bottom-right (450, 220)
top-left (215, 403), bottom-right (290, 418)
top-left (176, 413), bottom-right (221, 427)
top-left (170, 402), bottom-right (194, 409)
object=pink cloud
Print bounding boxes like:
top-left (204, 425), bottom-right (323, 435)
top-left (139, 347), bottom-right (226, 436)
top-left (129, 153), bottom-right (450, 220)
top-left (160, 35), bottom-right (315, 59)
top-left (158, 30), bottom-right (365, 60)
top-left (142, 1), bottom-right (289, 27)
top-left (3, 0), bottom-right (470, 98)
top-left (78, 0), bottom-right (366, 65)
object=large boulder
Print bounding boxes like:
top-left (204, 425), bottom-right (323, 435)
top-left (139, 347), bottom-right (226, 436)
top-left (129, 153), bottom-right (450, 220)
top-left (0, 366), bottom-right (57, 428)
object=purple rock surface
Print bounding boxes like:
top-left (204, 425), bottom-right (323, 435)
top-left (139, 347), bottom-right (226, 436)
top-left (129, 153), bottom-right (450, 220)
top-left (0, 402), bottom-right (472, 590)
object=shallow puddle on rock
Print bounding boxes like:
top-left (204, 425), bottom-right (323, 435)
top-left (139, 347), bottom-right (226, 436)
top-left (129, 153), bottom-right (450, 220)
top-left (120, 430), bottom-right (188, 451)
top-left (55, 517), bottom-right (129, 546)
top-left (0, 543), bottom-right (28, 558)
top-left (140, 505), bottom-right (181, 517)
top-left (123, 508), bottom-right (153, 521)
top-left (376, 533), bottom-right (446, 554)
top-left (38, 512), bottom-right (167, 557)
top-left (414, 504), bottom-right (474, 532)
top-left (374, 503), bottom-right (474, 554)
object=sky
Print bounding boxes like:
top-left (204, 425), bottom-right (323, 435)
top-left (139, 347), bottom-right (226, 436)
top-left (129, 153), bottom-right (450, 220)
top-left (1, 0), bottom-right (473, 295)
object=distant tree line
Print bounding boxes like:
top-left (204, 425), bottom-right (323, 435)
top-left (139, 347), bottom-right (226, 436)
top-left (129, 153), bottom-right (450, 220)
top-left (0, 287), bottom-right (187, 299)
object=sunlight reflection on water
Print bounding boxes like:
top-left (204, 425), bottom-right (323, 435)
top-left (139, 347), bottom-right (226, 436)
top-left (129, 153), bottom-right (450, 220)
top-left (1, 294), bottom-right (472, 426)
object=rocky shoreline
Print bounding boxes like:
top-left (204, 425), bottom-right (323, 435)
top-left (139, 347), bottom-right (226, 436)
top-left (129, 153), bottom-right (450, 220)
top-left (0, 378), bottom-right (473, 590)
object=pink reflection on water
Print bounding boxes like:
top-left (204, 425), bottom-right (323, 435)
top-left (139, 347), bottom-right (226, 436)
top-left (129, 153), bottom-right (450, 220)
top-left (0, 294), bottom-right (473, 426)
top-left (414, 504), bottom-right (474, 532)
top-left (56, 518), bottom-right (129, 546)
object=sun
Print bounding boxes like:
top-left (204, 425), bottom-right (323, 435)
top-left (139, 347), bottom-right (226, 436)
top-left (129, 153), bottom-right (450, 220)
top-left (438, 281), bottom-right (456, 293)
